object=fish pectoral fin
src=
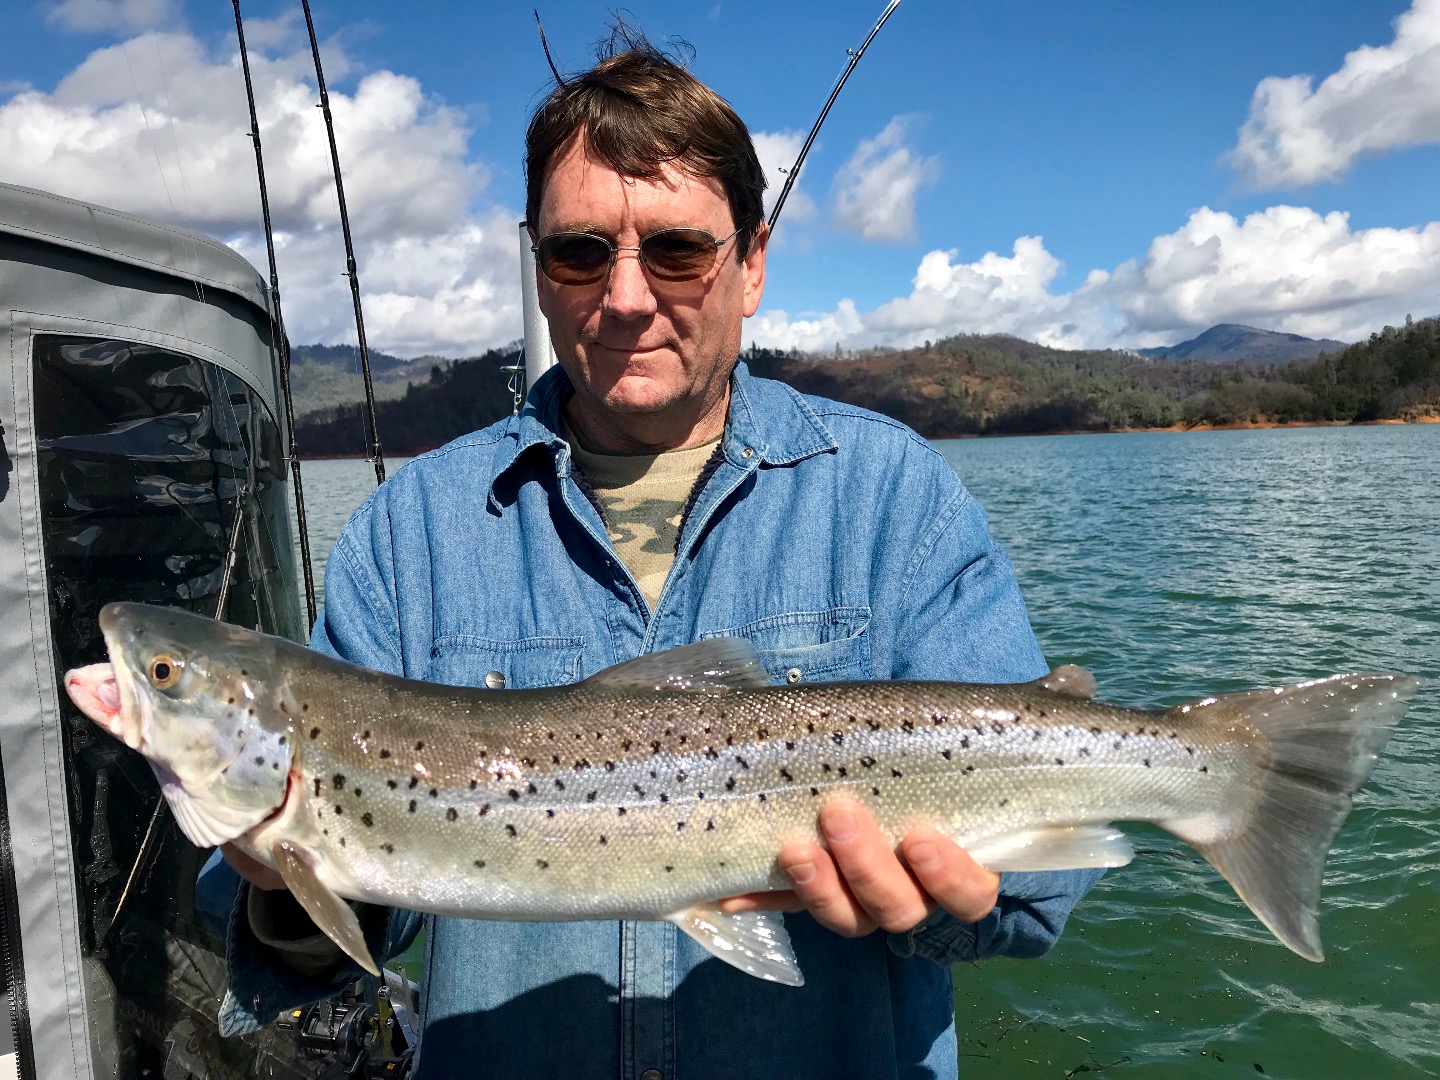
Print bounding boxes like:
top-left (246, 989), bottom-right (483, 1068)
top-left (964, 824), bottom-right (1135, 872)
top-left (669, 902), bottom-right (804, 986)
top-left (1030, 665), bottom-right (1098, 699)
top-left (271, 840), bottom-right (380, 976)
top-left (586, 639), bottom-right (770, 693)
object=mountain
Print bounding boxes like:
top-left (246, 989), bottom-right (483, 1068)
top-left (1139, 324), bottom-right (1348, 363)
top-left (288, 343), bottom-right (461, 416)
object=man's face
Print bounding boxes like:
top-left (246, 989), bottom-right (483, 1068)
top-left (534, 135), bottom-right (767, 450)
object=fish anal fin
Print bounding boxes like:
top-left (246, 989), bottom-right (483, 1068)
top-left (669, 902), bottom-right (804, 986)
top-left (271, 840), bottom-right (380, 976)
top-left (965, 824), bottom-right (1135, 872)
top-left (1031, 665), bottom-right (1097, 699)
top-left (587, 639), bottom-right (769, 692)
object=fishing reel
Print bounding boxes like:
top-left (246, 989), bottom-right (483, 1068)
top-left (276, 974), bottom-right (418, 1079)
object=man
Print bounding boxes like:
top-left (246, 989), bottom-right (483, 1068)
top-left (215, 35), bottom-right (1099, 1079)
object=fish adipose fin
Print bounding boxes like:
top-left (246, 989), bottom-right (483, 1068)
top-left (1163, 672), bottom-right (1420, 962)
top-left (669, 902), bottom-right (804, 986)
top-left (1031, 665), bottom-right (1097, 699)
top-left (586, 639), bottom-right (770, 693)
top-left (965, 824), bottom-right (1135, 872)
top-left (271, 840), bottom-right (380, 976)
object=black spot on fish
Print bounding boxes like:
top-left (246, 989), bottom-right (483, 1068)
top-left (837, 766), bottom-right (848, 777)
top-left (381, 842), bottom-right (394, 854)
top-left (599, 836), bottom-right (607, 845)
top-left (322, 829), bottom-right (329, 836)
top-left (509, 789), bottom-right (521, 801)
top-left (415, 741), bottom-right (425, 751)
top-left (552, 755), bottom-right (560, 765)
top-left (651, 740), bottom-right (662, 754)
top-left (360, 729), bottom-right (370, 740)
top-left (474, 859), bottom-right (485, 868)
top-left (1144, 759), bottom-right (1152, 767)
top-left (339, 837), bottom-right (346, 847)
top-left (960, 736), bottom-right (970, 749)
top-left (676, 821), bottom-right (685, 831)
top-left (725, 777), bottom-right (736, 791)
top-left (649, 769), bottom-right (658, 779)
top-left (1090, 726), bottom-right (1102, 735)
top-left (506, 824), bottom-right (517, 837)
top-left (606, 761), bottom-right (616, 772)
top-left (334, 805), bottom-right (343, 814)
top-left (806, 722), bottom-right (815, 733)
top-left (1186, 745), bottom-right (1194, 755)
top-left (547, 731), bottom-right (555, 740)
top-left (831, 731), bottom-right (844, 745)
top-left (719, 861), bottom-right (727, 868)
top-left (379, 749), bottom-right (391, 759)
top-left (1200, 765), bottom-right (1209, 773)
top-left (479, 803), bottom-right (490, 815)
top-left (409, 777), bottom-right (419, 789)
top-left (537, 859), bottom-right (549, 869)
top-left (999, 798), bottom-right (1009, 807)
top-left (314, 778), bottom-right (323, 796)
top-left (633, 784), bottom-right (646, 796)
top-left (872, 786), bottom-right (881, 796)
top-left (618, 807), bottom-right (627, 816)
top-left (706, 819), bottom-right (715, 831)
top-left (555, 779), bottom-right (565, 791)
top-left (901, 720), bottom-right (914, 732)
top-left (867, 719), bottom-right (881, 730)
top-left (780, 768), bottom-right (794, 781)
top-left (528, 782), bottom-right (538, 795)
top-left (1033, 730), bottom-right (1043, 740)
top-left (254, 755), bottom-right (265, 766)
top-left (408, 800), bottom-right (417, 813)
top-left (546, 809), bottom-right (555, 818)
top-left (964, 765), bottom-right (975, 774)
top-left (228, 697), bottom-right (235, 705)
top-left (891, 768), bottom-right (903, 778)
top-left (622, 739), bottom-right (632, 751)
top-left (1114, 740), bottom-right (1123, 749)
top-left (659, 793), bottom-right (669, 804)
top-left (758, 793), bottom-right (767, 802)
top-left (469, 779), bottom-right (478, 790)
top-left (810, 787), bottom-right (820, 796)
top-left (860, 757), bottom-right (876, 769)
top-left (677, 770), bottom-right (688, 782)
top-left (278, 735), bottom-right (288, 746)
top-left (1079, 747), bottom-right (1090, 757)
top-left (735, 756), bottom-right (749, 770)
top-left (821, 763), bottom-right (832, 773)
top-left (362, 813), bottom-right (374, 827)
top-left (679, 734), bottom-right (689, 744)
top-left (664, 866), bottom-right (673, 873)
top-left (587, 791), bottom-right (597, 802)
top-left (941, 749), bottom-right (952, 760)
top-left (575, 758), bottom-right (590, 770)
top-left (705, 747), bottom-right (719, 759)
top-left (1056, 758), bottom-right (1065, 766)
top-left (429, 788), bottom-right (438, 799)
top-left (302, 704), bottom-right (310, 713)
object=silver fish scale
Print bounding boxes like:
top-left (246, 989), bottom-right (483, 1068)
top-left (291, 676), bottom-right (1251, 920)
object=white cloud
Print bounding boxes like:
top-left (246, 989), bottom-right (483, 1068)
top-left (0, 29), bottom-right (523, 356)
top-left (46, 0), bottom-right (180, 34)
top-left (749, 204), bottom-right (1440, 352)
top-left (831, 117), bottom-right (939, 243)
top-left (1230, 0), bottom-right (1440, 187)
top-left (751, 128), bottom-right (814, 225)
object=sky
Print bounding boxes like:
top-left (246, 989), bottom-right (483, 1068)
top-left (2, 0), bottom-right (1439, 357)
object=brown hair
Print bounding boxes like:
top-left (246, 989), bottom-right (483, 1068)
top-left (524, 28), bottom-right (766, 259)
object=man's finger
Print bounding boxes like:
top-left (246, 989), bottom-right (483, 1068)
top-left (900, 829), bottom-right (1001, 923)
top-left (819, 801), bottom-right (931, 933)
top-left (775, 840), bottom-right (878, 937)
top-left (222, 842), bottom-right (288, 892)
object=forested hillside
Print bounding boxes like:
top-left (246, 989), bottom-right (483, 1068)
top-left (291, 318), bottom-right (1440, 455)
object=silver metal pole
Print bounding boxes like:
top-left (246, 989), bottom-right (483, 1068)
top-left (519, 222), bottom-right (558, 401)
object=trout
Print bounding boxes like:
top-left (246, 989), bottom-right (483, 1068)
top-left (65, 602), bottom-right (1417, 985)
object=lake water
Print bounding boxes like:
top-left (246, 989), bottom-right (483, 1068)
top-left (292, 423), bottom-right (1440, 1079)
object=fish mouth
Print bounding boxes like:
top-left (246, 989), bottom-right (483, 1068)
top-left (64, 663), bottom-right (142, 747)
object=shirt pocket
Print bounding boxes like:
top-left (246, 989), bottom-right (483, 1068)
top-left (427, 634), bottom-right (586, 690)
top-left (699, 606), bottom-right (870, 685)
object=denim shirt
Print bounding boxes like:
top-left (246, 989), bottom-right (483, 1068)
top-left (213, 362), bottom-right (1101, 1079)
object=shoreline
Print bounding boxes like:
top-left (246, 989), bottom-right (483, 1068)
top-left (296, 414), bottom-right (1440, 460)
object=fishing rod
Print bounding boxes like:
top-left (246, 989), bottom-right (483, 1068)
top-left (302, 0), bottom-right (386, 485)
top-left (767, 0), bottom-right (904, 232)
top-left (233, 0), bottom-right (318, 628)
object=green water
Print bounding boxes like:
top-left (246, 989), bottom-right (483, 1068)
top-left (938, 425), bottom-right (1440, 1079)
top-left (296, 422), bottom-right (1440, 1077)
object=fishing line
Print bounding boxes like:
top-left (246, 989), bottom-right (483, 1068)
top-left (301, 0), bottom-right (386, 485)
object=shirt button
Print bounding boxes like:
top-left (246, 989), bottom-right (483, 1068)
top-left (640, 1071), bottom-right (663, 1080)
top-left (484, 670), bottom-right (506, 690)
top-left (741, 446), bottom-right (754, 459)
top-left (785, 667), bottom-right (802, 684)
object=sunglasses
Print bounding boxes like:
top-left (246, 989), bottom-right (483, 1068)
top-left (532, 226), bottom-right (743, 286)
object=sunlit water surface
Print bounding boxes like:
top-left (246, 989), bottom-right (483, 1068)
top-left (293, 423), bottom-right (1440, 1079)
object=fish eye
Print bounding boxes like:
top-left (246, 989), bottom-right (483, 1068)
top-left (149, 654), bottom-right (181, 689)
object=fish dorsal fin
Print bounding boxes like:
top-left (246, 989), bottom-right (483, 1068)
top-left (669, 902), bottom-right (804, 986)
top-left (1033, 664), bottom-right (1097, 699)
top-left (585, 638), bottom-right (769, 692)
top-left (271, 840), bottom-right (380, 976)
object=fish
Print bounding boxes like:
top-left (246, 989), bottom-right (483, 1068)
top-left (64, 601), bottom-right (1418, 986)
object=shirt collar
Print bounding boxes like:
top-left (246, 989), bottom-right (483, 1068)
top-left (490, 359), bottom-right (837, 494)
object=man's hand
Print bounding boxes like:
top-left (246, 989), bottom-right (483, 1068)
top-left (719, 799), bottom-right (1000, 936)
top-left (221, 842), bottom-right (288, 892)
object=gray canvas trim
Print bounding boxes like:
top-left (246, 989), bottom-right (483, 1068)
top-left (0, 183), bottom-right (270, 316)
top-left (0, 329), bottom-right (93, 1080)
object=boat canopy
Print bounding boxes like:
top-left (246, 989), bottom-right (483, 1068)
top-left (0, 182), bottom-right (313, 1079)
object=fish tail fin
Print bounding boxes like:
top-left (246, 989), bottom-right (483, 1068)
top-left (1164, 673), bottom-right (1419, 961)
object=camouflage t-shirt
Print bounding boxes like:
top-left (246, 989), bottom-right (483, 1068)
top-left (566, 422), bottom-right (719, 610)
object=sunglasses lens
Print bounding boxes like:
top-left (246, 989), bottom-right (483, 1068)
top-left (538, 234), bottom-right (612, 285)
top-left (640, 229), bottom-right (718, 281)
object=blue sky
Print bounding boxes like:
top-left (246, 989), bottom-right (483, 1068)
top-left (3, 0), bottom-right (1438, 355)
